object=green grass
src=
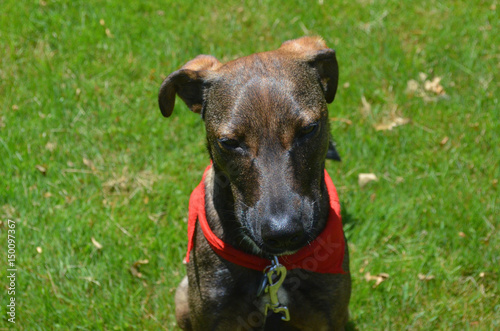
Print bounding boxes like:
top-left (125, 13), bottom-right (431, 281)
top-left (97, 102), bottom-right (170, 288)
top-left (0, 0), bottom-right (498, 329)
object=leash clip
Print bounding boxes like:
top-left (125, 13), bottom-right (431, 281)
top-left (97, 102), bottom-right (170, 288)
top-left (257, 256), bottom-right (290, 321)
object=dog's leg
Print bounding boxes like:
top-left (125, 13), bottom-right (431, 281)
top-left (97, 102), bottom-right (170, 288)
top-left (175, 276), bottom-right (192, 330)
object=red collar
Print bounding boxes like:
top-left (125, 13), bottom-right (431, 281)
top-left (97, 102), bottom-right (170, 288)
top-left (186, 165), bottom-right (346, 274)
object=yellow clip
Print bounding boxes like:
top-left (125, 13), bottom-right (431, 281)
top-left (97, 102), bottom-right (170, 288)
top-left (263, 257), bottom-right (290, 321)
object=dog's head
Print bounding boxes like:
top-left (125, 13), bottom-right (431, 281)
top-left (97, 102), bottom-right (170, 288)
top-left (159, 37), bottom-right (339, 257)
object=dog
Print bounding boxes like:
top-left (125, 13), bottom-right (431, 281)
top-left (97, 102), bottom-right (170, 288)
top-left (159, 36), bottom-right (351, 330)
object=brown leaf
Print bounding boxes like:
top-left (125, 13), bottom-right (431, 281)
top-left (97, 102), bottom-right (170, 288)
top-left (105, 28), bottom-right (114, 38)
top-left (364, 272), bottom-right (389, 288)
top-left (91, 237), bottom-right (103, 250)
top-left (361, 96), bottom-right (371, 116)
top-left (331, 117), bottom-right (353, 125)
top-left (2, 205), bottom-right (17, 218)
top-left (45, 142), bottom-right (57, 152)
top-left (358, 173), bottom-right (378, 188)
top-left (440, 136), bottom-right (449, 145)
top-left (130, 266), bottom-right (142, 278)
top-left (374, 117), bottom-right (410, 131)
top-left (406, 74), bottom-right (448, 102)
top-left (458, 232), bottom-right (466, 238)
top-left (133, 259), bottom-right (149, 267)
top-left (418, 273), bottom-right (435, 281)
top-left (424, 77), bottom-right (445, 95)
top-left (65, 195), bottom-right (76, 204)
top-left (83, 158), bottom-right (96, 171)
top-left (130, 259), bottom-right (149, 279)
top-left (36, 164), bottom-right (47, 175)
top-left (406, 79), bottom-right (419, 94)
top-left (359, 259), bottom-right (370, 273)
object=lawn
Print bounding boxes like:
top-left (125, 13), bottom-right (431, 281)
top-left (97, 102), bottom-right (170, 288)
top-left (0, 0), bottom-right (498, 330)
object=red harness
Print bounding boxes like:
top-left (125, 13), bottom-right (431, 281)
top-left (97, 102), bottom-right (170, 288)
top-left (186, 165), bottom-right (346, 274)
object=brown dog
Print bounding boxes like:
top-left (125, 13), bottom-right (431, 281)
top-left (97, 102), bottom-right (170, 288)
top-left (159, 36), bottom-right (351, 330)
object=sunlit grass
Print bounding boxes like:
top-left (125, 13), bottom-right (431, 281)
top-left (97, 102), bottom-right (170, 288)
top-left (0, 0), bottom-right (498, 329)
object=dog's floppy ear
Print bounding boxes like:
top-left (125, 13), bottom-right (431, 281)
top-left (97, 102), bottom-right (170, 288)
top-left (158, 55), bottom-right (221, 117)
top-left (280, 36), bottom-right (339, 103)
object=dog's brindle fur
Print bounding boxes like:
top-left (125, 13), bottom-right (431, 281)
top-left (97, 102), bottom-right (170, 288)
top-left (160, 37), bottom-right (351, 330)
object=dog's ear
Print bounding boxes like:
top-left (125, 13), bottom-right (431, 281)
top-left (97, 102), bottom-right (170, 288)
top-left (310, 48), bottom-right (339, 103)
top-left (158, 55), bottom-right (221, 117)
top-left (280, 36), bottom-right (339, 103)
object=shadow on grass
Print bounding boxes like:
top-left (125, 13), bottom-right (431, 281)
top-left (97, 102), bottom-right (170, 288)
top-left (341, 205), bottom-right (360, 331)
top-left (345, 320), bottom-right (359, 331)
top-left (340, 202), bottom-right (360, 231)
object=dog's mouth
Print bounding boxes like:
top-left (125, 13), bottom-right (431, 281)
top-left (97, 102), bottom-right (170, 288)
top-left (238, 232), bottom-right (305, 258)
top-left (262, 246), bottom-right (301, 257)
top-left (260, 240), bottom-right (306, 257)
top-left (242, 232), bottom-right (310, 258)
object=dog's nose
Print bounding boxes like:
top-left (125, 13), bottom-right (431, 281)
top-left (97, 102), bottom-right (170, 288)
top-left (261, 217), bottom-right (305, 252)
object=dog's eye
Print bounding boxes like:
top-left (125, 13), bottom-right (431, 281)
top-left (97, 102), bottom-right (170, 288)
top-left (218, 138), bottom-right (241, 150)
top-left (298, 122), bottom-right (319, 138)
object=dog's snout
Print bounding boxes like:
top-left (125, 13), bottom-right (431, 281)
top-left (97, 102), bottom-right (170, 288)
top-left (261, 217), bottom-right (305, 253)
